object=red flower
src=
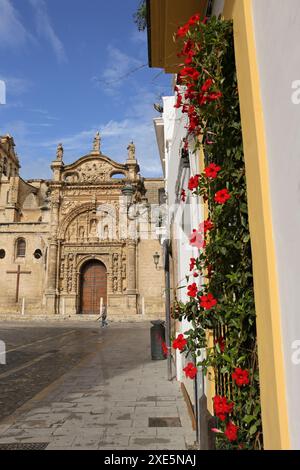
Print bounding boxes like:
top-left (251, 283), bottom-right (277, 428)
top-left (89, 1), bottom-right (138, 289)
top-left (162, 341), bottom-right (168, 356)
top-left (225, 421), bottom-right (238, 442)
top-left (189, 229), bottom-right (205, 250)
top-left (188, 174), bottom-right (200, 191)
top-left (200, 293), bottom-right (217, 310)
top-left (172, 334), bottom-right (187, 351)
top-left (214, 188), bottom-right (231, 204)
top-left (188, 114), bottom-right (200, 133)
top-left (183, 362), bottom-right (197, 379)
top-left (181, 189), bottom-right (186, 202)
top-left (198, 93), bottom-right (209, 106)
top-left (198, 219), bottom-right (214, 233)
top-left (176, 25), bottom-right (189, 38)
top-left (201, 78), bottom-right (213, 92)
top-left (204, 163), bottom-right (221, 178)
top-left (174, 93), bottom-right (183, 109)
top-left (193, 272), bottom-right (199, 277)
top-left (187, 283), bottom-right (198, 298)
top-left (181, 40), bottom-right (195, 56)
top-left (189, 257), bottom-right (196, 271)
top-left (188, 13), bottom-right (201, 26)
top-left (208, 91), bottom-right (222, 101)
top-left (213, 395), bottom-right (234, 421)
top-left (214, 336), bottom-right (225, 353)
top-left (232, 368), bottom-right (250, 387)
top-left (179, 67), bottom-right (200, 81)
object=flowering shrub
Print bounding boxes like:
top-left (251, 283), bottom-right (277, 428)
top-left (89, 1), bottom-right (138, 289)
top-left (172, 15), bottom-right (263, 449)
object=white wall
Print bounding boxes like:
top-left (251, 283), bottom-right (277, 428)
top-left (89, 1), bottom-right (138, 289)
top-left (159, 94), bottom-right (205, 407)
top-left (252, 0), bottom-right (300, 449)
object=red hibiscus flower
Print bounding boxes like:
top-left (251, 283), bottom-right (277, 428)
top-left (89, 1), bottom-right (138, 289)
top-left (198, 219), bottom-right (214, 233)
top-left (188, 175), bottom-right (200, 191)
top-left (172, 334), bottom-right (187, 351)
top-left (176, 24), bottom-right (189, 38)
top-left (214, 189), bottom-right (231, 204)
top-left (204, 163), bottom-right (221, 178)
top-left (179, 67), bottom-right (200, 81)
top-left (214, 336), bottom-right (226, 353)
top-left (162, 341), bottom-right (168, 356)
top-left (174, 93), bottom-right (183, 109)
top-left (188, 115), bottom-right (200, 133)
top-left (225, 421), bottom-right (238, 442)
top-left (208, 91), bottom-right (222, 101)
top-left (213, 395), bottom-right (233, 421)
top-left (189, 257), bottom-right (196, 271)
top-left (188, 13), bottom-right (201, 26)
top-left (232, 368), bottom-right (250, 387)
top-left (187, 283), bottom-right (198, 298)
top-left (199, 293), bottom-right (217, 310)
top-left (198, 93), bottom-right (209, 106)
top-left (201, 78), bottom-right (213, 92)
top-left (183, 362), bottom-right (197, 379)
top-left (181, 189), bottom-right (186, 202)
top-left (181, 40), bottom-right (195, 56)
top-left (189, 229), bottom-right (205, 250)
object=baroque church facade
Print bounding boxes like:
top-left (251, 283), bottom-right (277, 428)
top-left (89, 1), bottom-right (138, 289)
top-left (0, 133), bottom-right (165, 319)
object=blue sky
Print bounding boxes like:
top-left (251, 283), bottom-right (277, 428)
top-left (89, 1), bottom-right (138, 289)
top-left (0, 0), bottom-right (171, 179)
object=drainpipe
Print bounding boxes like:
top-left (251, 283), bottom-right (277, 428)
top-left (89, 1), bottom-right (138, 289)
top-left (163, 239), bottom-right (172, 381)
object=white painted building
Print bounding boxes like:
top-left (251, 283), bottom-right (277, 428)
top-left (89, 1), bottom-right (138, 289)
top-left (154, 93), bottom-right (205, 421)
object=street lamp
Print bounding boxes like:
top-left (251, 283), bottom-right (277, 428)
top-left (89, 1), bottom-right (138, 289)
top-left (121, 184), bottom-right (135, 201)
top-left (153, 252), bottom-right (160, 269)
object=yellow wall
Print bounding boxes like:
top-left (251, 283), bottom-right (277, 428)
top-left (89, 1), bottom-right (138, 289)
top-left (223, 0), bottom-right (290, 449)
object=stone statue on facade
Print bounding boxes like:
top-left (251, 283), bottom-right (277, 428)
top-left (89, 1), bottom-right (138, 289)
top-left (56, 143), bottom-right (64, 161)
top-left (127, 141), bottom-right (136, 160)
top-left (93, 131), bottom-right (101, 154)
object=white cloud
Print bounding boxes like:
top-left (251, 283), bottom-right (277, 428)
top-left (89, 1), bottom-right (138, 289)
top-left (0, 0), bottom-right (32, 49)
top-left (29, 0), bottom-right (67, 63)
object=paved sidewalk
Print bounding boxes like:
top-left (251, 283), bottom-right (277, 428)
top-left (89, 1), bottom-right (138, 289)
top-left (0, 323), bottom-right (196, 450)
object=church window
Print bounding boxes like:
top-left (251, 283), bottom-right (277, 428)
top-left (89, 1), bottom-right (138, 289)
top-left (34, 249), bottom-right (43, 259)
top-left (16, 238), bottom-right (26, 257)
top-left (0, 249), bottom-right (5, 259)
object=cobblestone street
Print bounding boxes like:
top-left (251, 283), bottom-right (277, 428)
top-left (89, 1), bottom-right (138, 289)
top-left (0, 322), bottom-right (196, 450)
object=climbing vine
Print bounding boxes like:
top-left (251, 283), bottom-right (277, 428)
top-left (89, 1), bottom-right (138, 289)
top-left (171, 14), bottom-right (263, 449)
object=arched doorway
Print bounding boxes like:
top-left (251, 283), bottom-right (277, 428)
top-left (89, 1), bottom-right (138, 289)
top-left (80, 260), bottom-right (107, 314)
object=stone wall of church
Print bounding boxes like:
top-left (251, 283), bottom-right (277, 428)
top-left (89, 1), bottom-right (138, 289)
top-left (137, 239), bottom-right (165, 316)
top-left (0, 224), bottom-right (49, 313)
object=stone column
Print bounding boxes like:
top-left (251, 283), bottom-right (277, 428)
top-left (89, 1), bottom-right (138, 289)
top-left (127, 240), bottom-right (137, 293)
top-left (45, 196), bottom-right (60, 315)
top-left (45, 239), bottom-right (58, 314)
top-left (126, 240), bottom-right (137, 314)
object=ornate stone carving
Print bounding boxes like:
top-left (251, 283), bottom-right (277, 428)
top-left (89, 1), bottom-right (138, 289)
top-left (77, 160), bottom-right (112, 183)
top-left (60, 200), bottom-right (78, 216)
top-left (112, 253), bottom-right (120, 293)
top-left (64, 172), bottom-right (79, 183)
top-left (67, 253), bottom-right (75, 293)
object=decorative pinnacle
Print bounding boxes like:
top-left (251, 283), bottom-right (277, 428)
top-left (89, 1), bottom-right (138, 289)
top-left (127, 141), bottom-right (136, 160)
top-left (56, 143), bottom-right (63, 161)
top-left (92, 131), bottom-right (101, 154)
